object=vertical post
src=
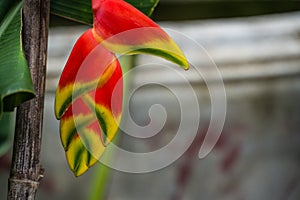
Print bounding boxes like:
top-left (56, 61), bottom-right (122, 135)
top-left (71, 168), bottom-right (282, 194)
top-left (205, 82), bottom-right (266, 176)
top-left (7, 0), bottom-right (49, 199)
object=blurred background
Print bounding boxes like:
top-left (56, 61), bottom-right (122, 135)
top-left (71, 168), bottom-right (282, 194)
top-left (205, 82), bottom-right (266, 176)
top-left (1, 0), bottom-right (300, 199)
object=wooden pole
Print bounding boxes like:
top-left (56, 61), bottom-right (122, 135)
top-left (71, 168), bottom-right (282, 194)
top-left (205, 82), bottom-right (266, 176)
top-left (8, 0), bottom-right (49, 199)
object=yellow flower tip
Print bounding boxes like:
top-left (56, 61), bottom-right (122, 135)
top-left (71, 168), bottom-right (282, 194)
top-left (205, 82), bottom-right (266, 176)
top-left (73, 167), bottom-right (88, 177)
top-left (174, 54), bottom-right (189, 70)
top-left (182, 59), bottom-right (189, 70)
top-left (67, 153), bottom-right (89, 177)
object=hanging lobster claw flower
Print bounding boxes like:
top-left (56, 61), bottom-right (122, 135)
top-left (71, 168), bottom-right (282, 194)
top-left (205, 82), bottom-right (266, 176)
top-left (92, 0), bottom-right (189, 69)
top-left (55, 29), bottom-right (123, 176)
top-left (55, 0), bottom-right (189, 177)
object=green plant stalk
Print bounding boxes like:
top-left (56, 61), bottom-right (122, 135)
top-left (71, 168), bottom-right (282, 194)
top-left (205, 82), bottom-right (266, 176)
top-left (88, 56), bottom-right (132, 200)
top-left (88, 149), bottom-right (115, 200)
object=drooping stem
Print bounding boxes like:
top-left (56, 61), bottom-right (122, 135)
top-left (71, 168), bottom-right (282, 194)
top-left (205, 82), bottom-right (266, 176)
top-left (7, 0), bottom-right (49, 199)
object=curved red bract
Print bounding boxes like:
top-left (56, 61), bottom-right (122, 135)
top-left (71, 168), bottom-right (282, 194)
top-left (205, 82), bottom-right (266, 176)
top-left (92, 0), bottom-right (189, 69)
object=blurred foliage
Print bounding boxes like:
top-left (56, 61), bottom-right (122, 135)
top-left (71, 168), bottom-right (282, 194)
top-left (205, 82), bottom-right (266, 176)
top-left (50, 0), bottom-right (159, 25)
top-left (50, 0), bottom-right (300, 25)
top-left (152, 0), bottom-right (300, 21)
top-left (0, 112), bottom-right (15, 156)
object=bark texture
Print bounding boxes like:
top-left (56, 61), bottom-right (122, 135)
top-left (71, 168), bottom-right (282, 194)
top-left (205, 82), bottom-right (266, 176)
top-left (8, 0), bottom-right (50, 199)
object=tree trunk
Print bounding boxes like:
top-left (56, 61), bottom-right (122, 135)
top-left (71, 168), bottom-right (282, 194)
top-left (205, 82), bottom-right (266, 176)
top-left (7, 0), bottom-right (50, 199)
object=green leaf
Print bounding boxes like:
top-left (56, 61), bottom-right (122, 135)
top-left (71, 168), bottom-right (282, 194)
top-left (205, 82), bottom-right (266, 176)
top-left (50, 0), bottom-right (159, 25)
top-left (0, 0), bottom-right (17, 22)
top-left (0, 1), bottom-right (35, 117)
top-left (125, 0), bottom-right (159, 16)
top-left (0, 112), bottom-right (15, 157)
top-left (50, 0), bottom-right (93, 25)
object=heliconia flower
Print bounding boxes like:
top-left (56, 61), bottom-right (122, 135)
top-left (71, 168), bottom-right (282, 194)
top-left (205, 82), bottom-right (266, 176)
top-left (92, 0), bottom-right (189, 69)
top-left (55, 29), bottom-right (123, 176)
top-left (55, 0), bottom-right (189, 177)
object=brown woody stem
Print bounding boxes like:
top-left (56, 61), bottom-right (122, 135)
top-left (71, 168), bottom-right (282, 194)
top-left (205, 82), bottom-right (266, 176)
top-left (7, 0), bottom-right (50, 199)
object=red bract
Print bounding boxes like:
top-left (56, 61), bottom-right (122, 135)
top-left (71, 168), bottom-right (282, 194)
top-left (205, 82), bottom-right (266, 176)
top-left (93, 0), bottom-right (160, 39)
top-left (92, 0), bottom-right (189, 69)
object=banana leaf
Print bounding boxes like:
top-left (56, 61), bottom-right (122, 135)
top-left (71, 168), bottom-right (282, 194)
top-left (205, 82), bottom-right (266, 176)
top-left (0, 0), bottom-right (35, 117)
